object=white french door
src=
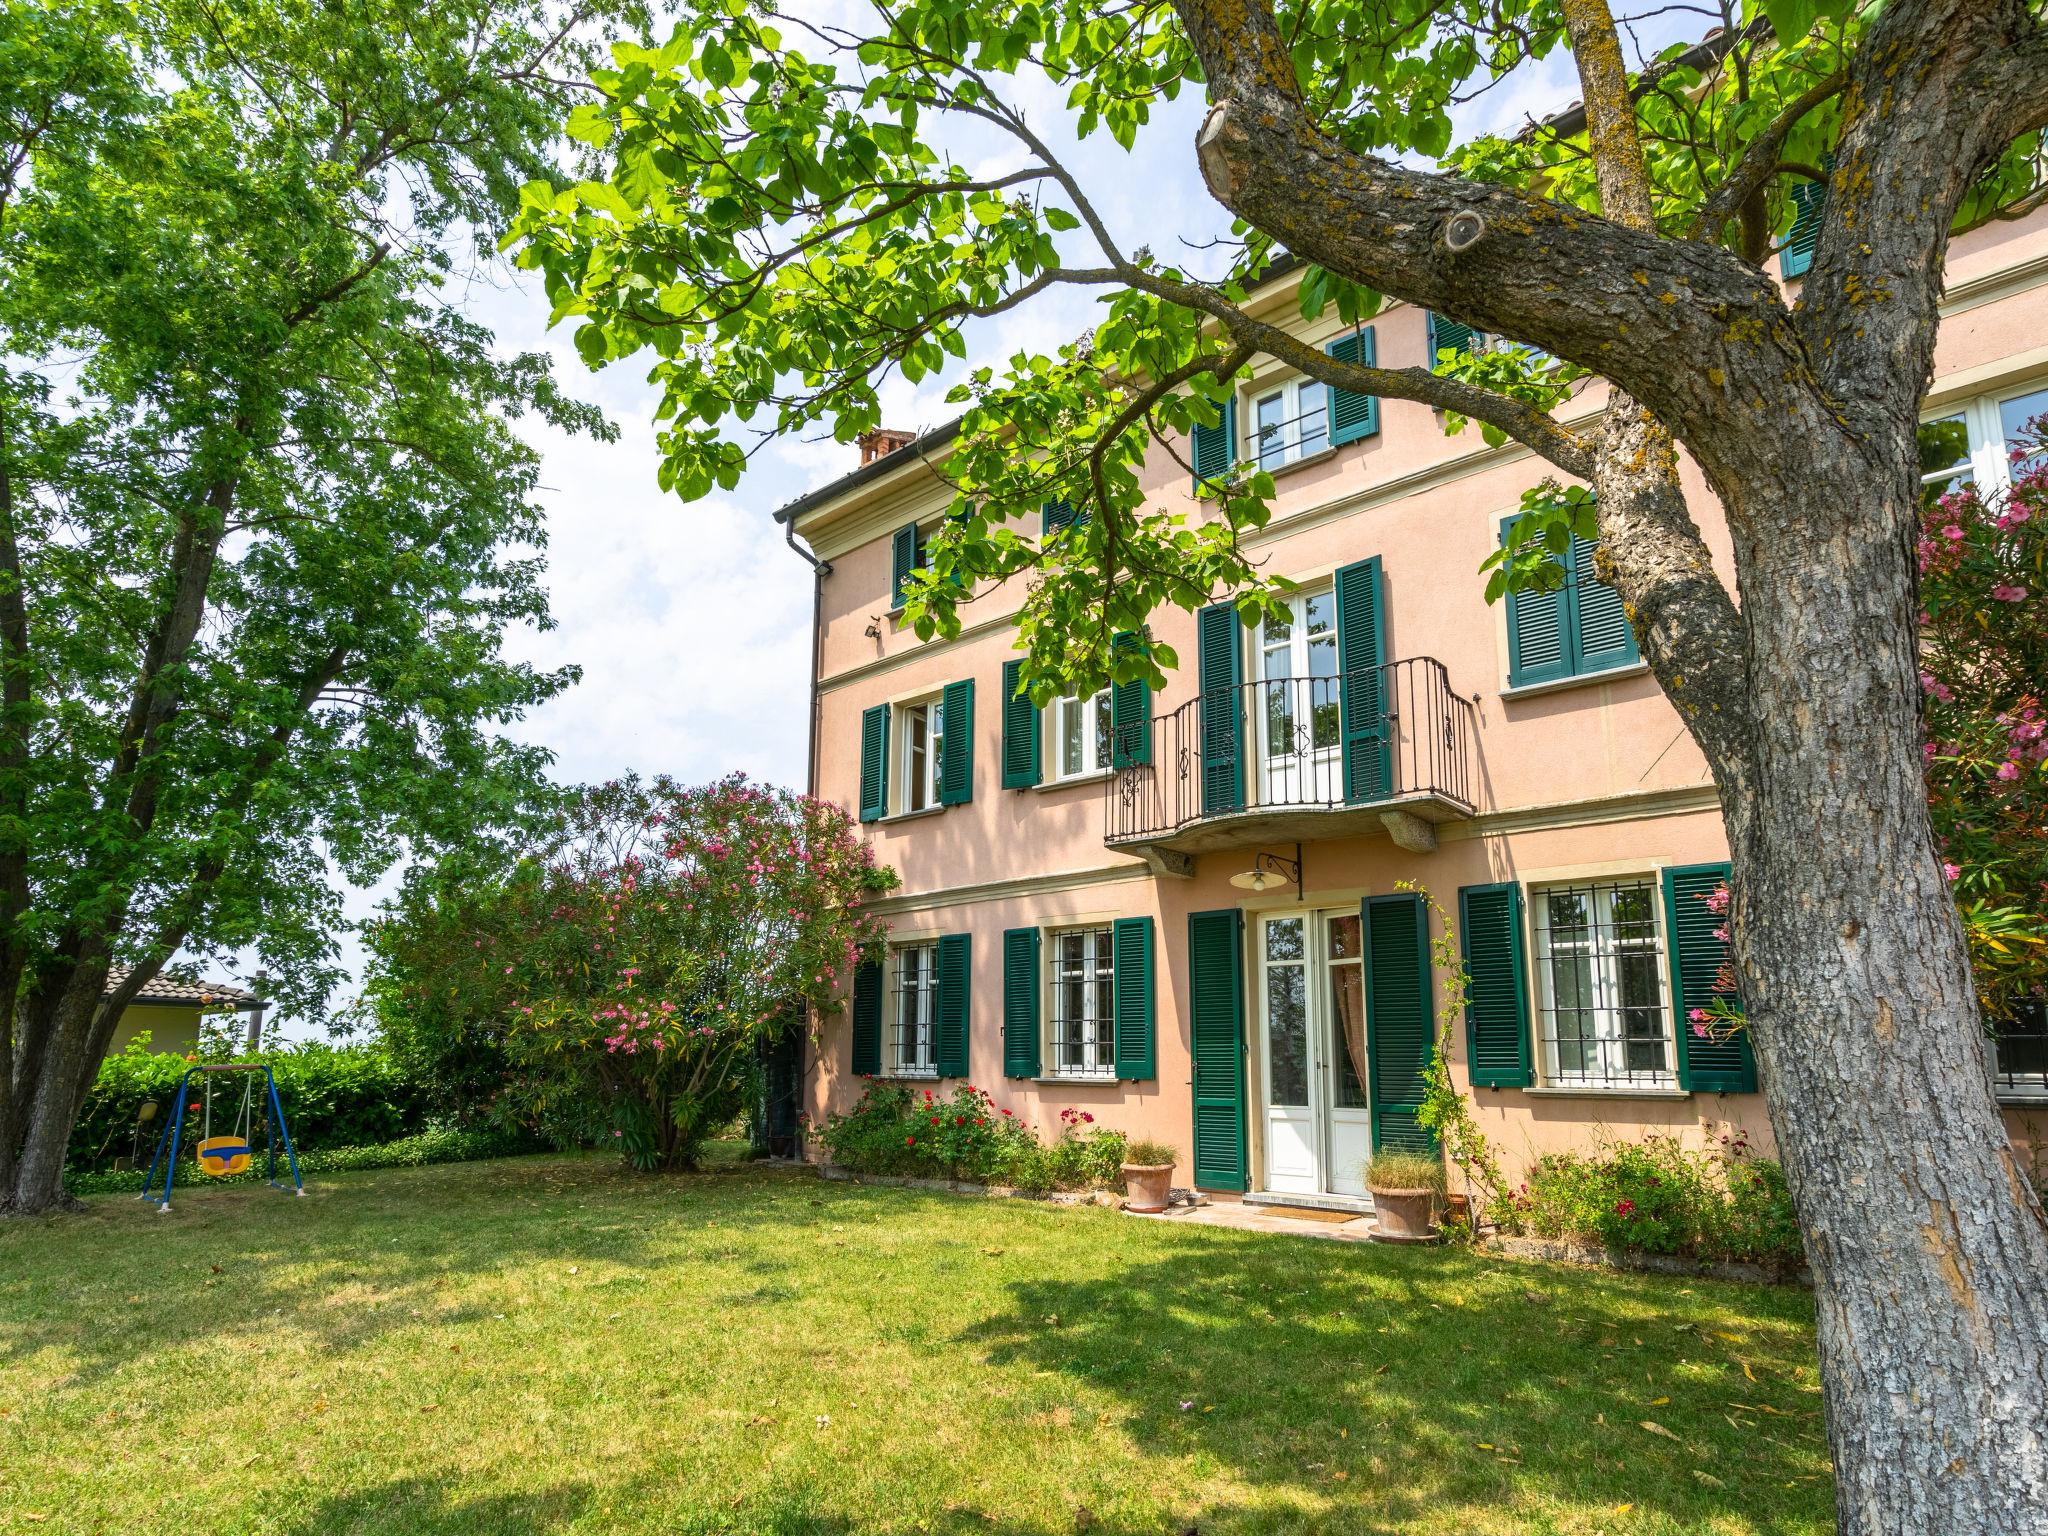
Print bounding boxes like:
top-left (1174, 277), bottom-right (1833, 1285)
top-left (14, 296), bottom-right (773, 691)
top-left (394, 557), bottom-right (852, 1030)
top-left (1257, 910), bottom-right (1373, 1198)
top-left (1254, 590), bottom-right (1342, 806)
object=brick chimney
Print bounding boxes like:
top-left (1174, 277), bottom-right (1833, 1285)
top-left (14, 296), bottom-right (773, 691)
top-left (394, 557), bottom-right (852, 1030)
top-left (857, 427), bottom-right (917, 465)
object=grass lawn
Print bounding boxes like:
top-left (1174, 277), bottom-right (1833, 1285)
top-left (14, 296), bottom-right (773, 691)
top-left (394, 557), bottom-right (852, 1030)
top-left (0, 1155), bottom-right (1832, 1535)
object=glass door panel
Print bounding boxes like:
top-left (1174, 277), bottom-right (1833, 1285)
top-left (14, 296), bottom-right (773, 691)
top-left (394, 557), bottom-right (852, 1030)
top-left (1260, 916), bottom-right (1318, 1194)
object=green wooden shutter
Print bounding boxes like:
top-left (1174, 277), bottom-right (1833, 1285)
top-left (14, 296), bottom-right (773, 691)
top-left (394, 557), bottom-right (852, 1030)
top-left (1665, 863), bottom-right (1757, 1093)
top-left (1197, 602), bottom-right (1244, 814)
top-left (890, 522), bottom-right (921, 608)
top-left (1502, 515), bottom-right (1572, 688)
top-left (1363, 893), bottom-right (1438, 1153)
top-left (1112, 916), bottom-right (1156, 1080)
top-left (1002, 927), bottom-right (1041, 1078)
top-left (1188, 908), bottom-right (1248, 1191)
top-left (1782, 178), bottom-right (1826, 279)
top-left (1459, 882), bottom-right (1533, 1088)
top-left (1426, 312), bottom-right (1481, 364)
top-left (1109, 630), bottom-right (1151, 768)
top-left (1191, 397), bottom-right (1237, 489)
top-left (1335, 556), bottom-right (1390, 803)
top-left (858, 704), bottom-right (890, 822)
top-left (1042, 497), bottom-right (1080, 536)
top-left (1571, 535), bottom-right (1639, 673)
top-left (999, 658), bottom-right (1040, 789)
top-left (935, 932), bottom-right (971, 1078)
top-left (851, 960), bottom-right (883, 1076)
top-left (939, 678), bottom-right (974, 805)
top-left (1326, 327), bottom-right (1380, 445)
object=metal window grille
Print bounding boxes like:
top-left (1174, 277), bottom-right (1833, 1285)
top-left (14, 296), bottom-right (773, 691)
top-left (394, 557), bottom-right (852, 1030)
top-left (1047, 926), bottom-right (1115, 1079)
top-left (892, 943), bottom-right (937, 1076)
top-left (1993, 995), bottom-right (2048, 1094)
top-left (1533, 880), bottom-right (1674, 1088)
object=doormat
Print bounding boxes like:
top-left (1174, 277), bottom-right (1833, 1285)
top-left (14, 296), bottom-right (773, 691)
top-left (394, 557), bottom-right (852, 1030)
top-left (1262, 1206), bottom-right (1366, 1224)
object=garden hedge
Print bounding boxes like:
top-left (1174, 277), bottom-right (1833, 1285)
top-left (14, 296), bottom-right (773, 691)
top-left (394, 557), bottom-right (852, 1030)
top-left (70, 1041), bottom-right (436, 1173)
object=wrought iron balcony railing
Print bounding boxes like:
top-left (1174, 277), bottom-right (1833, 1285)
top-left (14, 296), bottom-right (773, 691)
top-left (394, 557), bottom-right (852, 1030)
top-left (1104, 656), bottom-right (1478, 848)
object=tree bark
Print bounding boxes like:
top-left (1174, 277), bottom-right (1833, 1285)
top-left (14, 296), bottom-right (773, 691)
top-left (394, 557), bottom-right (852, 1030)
top-left (8, 954), bottom-right (112, 1213)
top-left (1724, 461), bottom-right (2048, 1532)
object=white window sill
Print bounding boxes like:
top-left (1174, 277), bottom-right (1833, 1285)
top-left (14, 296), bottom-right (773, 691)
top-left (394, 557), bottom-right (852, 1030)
top-left (1258, 444), bottom-right (1340, 479)
top-left (879, 804), bottom-right (946, 825)
top-left (1997, 1092), bottom-right (2048, 1106)
top-left (1037, 769), bottom-right (1116, 792)
top-left (878, 1071), bottom-right (940, 1083)
top-left (1500, 661), bottom-right (1652, 702)
top-left (1522, 1084), bottom-right (1689, 1100)
top-left (1033, 1074), bottom-right (1120, 1086)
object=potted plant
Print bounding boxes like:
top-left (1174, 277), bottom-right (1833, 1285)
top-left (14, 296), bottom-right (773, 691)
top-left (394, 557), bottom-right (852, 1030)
top-left (1365, 1150), bottom-right (1446, 1243)
top-left (1120, 1137), bottom-right (1178, 1213)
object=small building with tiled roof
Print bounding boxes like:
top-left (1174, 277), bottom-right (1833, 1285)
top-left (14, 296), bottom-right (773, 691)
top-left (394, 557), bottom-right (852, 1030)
top-left (103, 966), bottom-right (265, 1058)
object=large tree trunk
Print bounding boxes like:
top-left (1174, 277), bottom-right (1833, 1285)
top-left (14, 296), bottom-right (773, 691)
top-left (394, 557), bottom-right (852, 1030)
top-left (5, 961), bottom-right (110, 1214)
top-left (1726, 461), bottom-right (2048, 1530)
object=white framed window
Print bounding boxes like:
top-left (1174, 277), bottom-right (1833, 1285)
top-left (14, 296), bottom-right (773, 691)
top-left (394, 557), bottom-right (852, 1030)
top-left (1919, 381), bottom-right (2048, 507)
top-left (1054, 689), bottom-right (1114, 780)
top-left (897, 696), bottom-right (945, 814)
top-left (1249, 378), bottom-right (1328, 472)
top-left (1046, 925), bottom-right (1115, 1079)
top-left (892, 942), bottom-right (938, 1076)
top-left (1255, 586), bottom-right (1342, 805)
top-left (1532, 879), bottom-right (1675, 1089)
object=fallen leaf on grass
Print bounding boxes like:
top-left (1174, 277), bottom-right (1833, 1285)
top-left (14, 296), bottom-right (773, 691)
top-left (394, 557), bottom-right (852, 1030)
top-left (1638, 1421), bottom-right (1681, 1441)
top-left (1693, 1470), bottom-right (1726, 1488)
top-left (1647, 1396), bottom-right (1670, 1406)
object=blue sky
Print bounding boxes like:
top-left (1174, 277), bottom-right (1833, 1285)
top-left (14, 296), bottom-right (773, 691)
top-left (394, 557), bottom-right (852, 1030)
top-left (269, 10), bottom-right (1596, 1035)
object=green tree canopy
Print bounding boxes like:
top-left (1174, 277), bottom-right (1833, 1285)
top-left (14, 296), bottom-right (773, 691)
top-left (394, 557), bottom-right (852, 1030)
top-left (0, 0), bottom-right (652, 1211)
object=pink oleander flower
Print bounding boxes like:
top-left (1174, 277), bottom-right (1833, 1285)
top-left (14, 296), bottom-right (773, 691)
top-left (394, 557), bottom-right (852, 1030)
top-left (1991, 584), bottom-right (2030, 602)
top-left (1944, 861), bottom-right (1962, 880)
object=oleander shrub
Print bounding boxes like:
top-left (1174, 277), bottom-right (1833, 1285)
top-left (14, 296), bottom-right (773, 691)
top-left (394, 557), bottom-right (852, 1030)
top-left (812, 1084), bottom-right (1128, 1191)
top-left (1503, 1130), bottom-right (1803, 1268)
top-left (367, 774), bottom-right (892, 1171)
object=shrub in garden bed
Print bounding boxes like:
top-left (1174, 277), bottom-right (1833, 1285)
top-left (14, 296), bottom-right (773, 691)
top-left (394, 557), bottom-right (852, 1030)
top-left (811, 1083), bottom-right (1127, 1191)
top-left (1500, 1130), bottom-right (1803, 1268)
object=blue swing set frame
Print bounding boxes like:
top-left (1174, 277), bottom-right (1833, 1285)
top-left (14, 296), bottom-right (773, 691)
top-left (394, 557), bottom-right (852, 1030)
top-left (138, 1062), bottom-right (304, 1212)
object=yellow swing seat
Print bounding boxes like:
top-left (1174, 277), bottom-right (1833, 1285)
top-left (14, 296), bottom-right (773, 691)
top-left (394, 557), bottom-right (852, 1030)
top-left (194, 1136), bottom-right (252, 1177)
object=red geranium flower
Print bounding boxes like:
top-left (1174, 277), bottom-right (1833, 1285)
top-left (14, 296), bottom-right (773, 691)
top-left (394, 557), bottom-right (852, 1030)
top-left (905, 1135), bottom-right (915, 1146)
top-left (1615, 1198), bottom-right (1636, 1217)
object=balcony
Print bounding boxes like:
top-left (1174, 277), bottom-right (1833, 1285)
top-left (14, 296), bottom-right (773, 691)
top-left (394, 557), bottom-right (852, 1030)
top-left (1103, 656), bottom-right (1480, 875)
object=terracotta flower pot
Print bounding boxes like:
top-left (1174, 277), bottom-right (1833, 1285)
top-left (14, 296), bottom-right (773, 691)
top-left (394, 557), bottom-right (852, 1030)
top-left (1367, 1185), bottom-right (1440, 1243)
top-left (1122, 1162), bottom-right (1173, 1213)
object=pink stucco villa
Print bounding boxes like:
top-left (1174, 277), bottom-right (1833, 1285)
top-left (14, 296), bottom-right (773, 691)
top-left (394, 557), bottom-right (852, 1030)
top-left (774, 201), bottom-right (2048, 1208)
